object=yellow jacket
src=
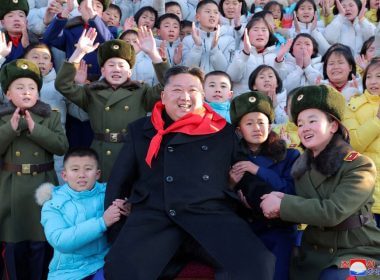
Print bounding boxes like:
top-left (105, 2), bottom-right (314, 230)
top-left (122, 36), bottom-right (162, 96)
top-left (343, 90), bottom-right (380, 213)
top-left (365, 8), bottom-right (378, 24)
top-left (273, 121), bottom-right (303, 153)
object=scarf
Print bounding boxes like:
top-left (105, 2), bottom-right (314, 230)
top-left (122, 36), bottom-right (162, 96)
top-left (9, 34), bottom-right (21, 48)
top-left (329, 80), bottom-right (348, 92)
top-left (206, 101), bottom-right (231, 123)
top-left (145, 101), bottom-right (227, 167)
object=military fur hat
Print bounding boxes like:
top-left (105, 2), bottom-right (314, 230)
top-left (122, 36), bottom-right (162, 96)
top-left (77, 0), bottom-right (110, 11)
top-left (290, 85), bottom-right (346, 123)
top-left (0, 59), bottom-right (42, 93)
top-left (230, 91), bottom-right (275, 125)
top-left (0, 0), bottom-right (29, 19)
top-left (97, 39), bottom-right (135, 68)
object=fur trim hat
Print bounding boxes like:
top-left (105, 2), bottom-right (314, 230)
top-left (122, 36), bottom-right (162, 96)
top-left (0, 59), bottom-right (42, 93)
top-left (97, 39), bottom-right (135, 68)
top-left (290, 85), bottom-right (346, 122)
top-left (77, 0), bottom-right (110, 11)
top-left (0, 0), bottom-right (29, 19)
top-left (230, 91), bottom-right (275, 125)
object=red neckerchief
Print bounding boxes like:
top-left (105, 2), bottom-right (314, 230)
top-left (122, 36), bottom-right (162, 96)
top-left (145, 101), bottom-right (227, 167)
top-left (83, 23), bottom-right (90, 29)
top-left (9, 34), bottom-right (21, 48)
top-left (329, 81), bottom-right (348, 92)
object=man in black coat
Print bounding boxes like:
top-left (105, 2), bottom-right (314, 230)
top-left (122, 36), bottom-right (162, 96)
top-left (104, 66), bottom-right (275, 280)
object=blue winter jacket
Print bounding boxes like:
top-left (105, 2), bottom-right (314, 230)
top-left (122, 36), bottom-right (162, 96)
top-left (41, 182), bottom-right (108, 280)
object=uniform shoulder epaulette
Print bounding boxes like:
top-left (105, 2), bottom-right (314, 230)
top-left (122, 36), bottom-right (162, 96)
top-left (51, 108), bottom-right (60, 112)
top-left (344, 151), bottom-right (360, 162)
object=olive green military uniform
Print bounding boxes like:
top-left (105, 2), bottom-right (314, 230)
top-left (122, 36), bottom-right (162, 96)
top-left (0, 104), bottom-right (68, 242)
top-left (55, 61), bottom-right (169, 180)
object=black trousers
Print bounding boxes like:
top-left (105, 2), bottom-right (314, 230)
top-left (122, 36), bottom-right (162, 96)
top-left (1, 241), bottom-right (52, 280)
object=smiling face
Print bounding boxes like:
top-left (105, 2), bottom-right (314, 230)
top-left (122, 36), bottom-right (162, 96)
top-left (365, 64), bottom-right (380, 95)
top-left (62, 156), bottom-right (100, 192)
top-left (1, 10), bottom-right (27, 35)
top-left (24, 47), bottom-right (53, 76)
top-left (253, 68), bottom-right (278, 94)
top-left (157, 17), bottom-right (180, 43)
top-left (238, 112), bottom-right (270, 151)
top-left (326, 52), bottom-right (352, 85)
top-left (196, 3), bottom-right (220, 32)
top-left (248, 19), bottom-right (270, 51)
top-left (296, 1), bottom-right (315, 23)
top-left (161, 73), bottom-right (204, 121)
top-left (6, 77), bottom-right (39, 109)
top-left (101, 57), bottom-right (132, 87)
top-left (341, 0), bottom-right (359, 21)
top-left (204, 74), bottom-right (233, 103)
top-left (297, 108), bottom-right (338, 157)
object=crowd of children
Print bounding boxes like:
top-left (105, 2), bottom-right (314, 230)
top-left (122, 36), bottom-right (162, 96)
top-left (0, 0), bottom-right (379, 278)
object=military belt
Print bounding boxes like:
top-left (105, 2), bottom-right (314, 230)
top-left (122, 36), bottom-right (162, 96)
top-left (94, 133), bottom-right (126, 143)
top-left (2, 162), bottom-right (54, 175)
top-left (324, 213), bottom-right (373, 231)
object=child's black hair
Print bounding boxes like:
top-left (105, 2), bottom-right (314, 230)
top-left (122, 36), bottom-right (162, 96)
top-left (157, 13), bottom-right (181, 28)
top-left (248, 64), bottom-right (283, 93)
top-left (204, 70), bottom-right (233, 89)
top-left (63, 147), bottom-right (100, 167)
top-left (218, 0), bottom-right (248, 17)
top-left (107, 4), bottom-right (122, 21)
top-left (180, 19), bottom-right (192, 29)
top-left (290, 33), bottom-right (319, 58)
top-left (24, 43), bottom-right (53, 60)
top-left (322, 43), bottom-right (356, 80)
top-left (166, 1), bottom-right (182, 11)
top-left (134, 6), bottom-right (158, 28)
top-left (333, 0), bottom-right (362, 15)
top-left (263, 1), bottom-right (284, 20)
top-left (360, 36), bottom-right (375, 56)
top-left (196, 0), bottom-right (219, 12)
top-left (244, 15), bottom-right (278, 48)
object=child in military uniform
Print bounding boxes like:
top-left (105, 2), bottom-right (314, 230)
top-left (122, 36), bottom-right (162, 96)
top-left (0, 59), bottom-right (68, 280)
top-left (55, 27), bottom-right (169, 181)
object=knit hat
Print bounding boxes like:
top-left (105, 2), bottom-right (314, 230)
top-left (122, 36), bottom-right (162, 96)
top-left (97, 39), bottom-right (135, 68)
top-left (0, 59), bottom-right (42, 93)
top-left (0, 0), bottom-right (29, 19)
top-left (290, 85), bottom-right (346, 122)
top-left (230, 91), bottom-right (275, 125)
top-left (77, 0), bottom-right (110, 12)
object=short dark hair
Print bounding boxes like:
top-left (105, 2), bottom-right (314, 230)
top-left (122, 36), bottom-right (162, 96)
top-left (163, 65), bottom-right (204, 86)
top-left (166, 1), bottom-right (182, 11)
top-left (219, 0), bottom-right (248, 17)
top-left (248, 65), bottom-right (283, 93)
top-left (119, 29), bottom-right (138, 40)
top-left (290, 33), bottom-right (319, 58)
top-left (245, 15), bottom-right (278, 48)
top-left (157, 13), bottom-right (181, 28)
top-left (24, 43), bottom-right (53, 61)
top-left (196, 0), bottom-right (219, 12)
top-left (322, 44), bottom-right (356, 80)
top-left (107, 4), bottom-right (122, 20)
top-left (134, 6), bottom-right (158, 28)
top-left (360, 36), bottom-right (375, 56)
top-left (180, 19), bottom-right (192, 29)
top-left (204, 70), bottom-right (232, 89)
top-left (63, 147), bottom-right (100, 167)
top-left (263, 1), bottom-right (284, 20)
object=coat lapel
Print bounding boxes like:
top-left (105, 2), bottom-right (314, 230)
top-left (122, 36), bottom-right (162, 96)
top-left (309, 165), bottom-right (328, 190)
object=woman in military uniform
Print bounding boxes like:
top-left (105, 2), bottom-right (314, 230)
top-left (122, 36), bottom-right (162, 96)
top-left (260, 85), bottom-right (380, 279)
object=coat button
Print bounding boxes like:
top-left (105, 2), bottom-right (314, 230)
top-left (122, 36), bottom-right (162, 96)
top-left (121, 129), bottom-right (127, 133)
top-left (328, 248), bottom-right (334, 254)
top-left (105, 106), bottom-right (110, 111)
top-left (167, 146), bottom-right (174, 152)
top-left (124, 105), bottom-right (129, 111)
top-left (106, 150), bottom-right (112, 156)
top-left (201, 145), bottom-right (208, 151)
top-left (169, 209), bottom-right (176, 216)
top-left (15, 151), bottom-right (21, 157)
top-left (202, 175), bottom-right (209, 181)
top-left (33, 152), bottom-right (39, 156)
top-left (17, 172), bottom-right (21, 176)
top-left (105, 128), bottom-right (110, 133)
top-left (166, 176), bottom-right (173, 183)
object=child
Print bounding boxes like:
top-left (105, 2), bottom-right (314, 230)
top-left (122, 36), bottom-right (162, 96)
top-left (102, 4), bottom-right (122, 29)
top-left (180, 19), bottom-right (193, 40)
top-left (365, 0), bottom-right (380, 23)
top-left (204, 70), bottom-right (233, 122)
top-left (321, 43), bottom-right (362, 101)
top-left (226, 15), bottom-right (288, 95)
top-left (248, 64), bottom-right (288, 124)
top-left (166, 1), bottom-right (183, 20)
top-left (291, 0), bottom-right (321, 36)
top-left (134, 6), bottom-right (157, 30)
top-left (38, 148), bottom-right (128, 280)
top-left (0, 0), bottom-right (39, 65)
top-left (23, 43), bottom-right (88, 184)
top-left (283, 33), bottom-right (323, 92)
top-left (182, 0), bottom-right (235, 73)
top-left (0, 59), bottom-right (68, 279)
top-left (229, 91), bottom-right (299, 280)
top-left (356, 36), bottom-right (375, 76)
top-left (55, 27), bottom-right (169, 181)
top-left (156, 14), bottom-right (182, 66)
top-left (264, 1), bottom-right (283, 28)
top-left (343, 58), bottom-right (380, 228)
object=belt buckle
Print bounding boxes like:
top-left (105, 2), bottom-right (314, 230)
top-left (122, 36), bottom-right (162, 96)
top-left (21, 164), bottom-right (31, 174)
top-left (110, 133), bottom-right (118, 143)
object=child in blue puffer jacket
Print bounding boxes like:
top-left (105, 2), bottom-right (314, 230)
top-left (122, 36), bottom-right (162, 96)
top-left (37, 148), bottom-right (128, 280)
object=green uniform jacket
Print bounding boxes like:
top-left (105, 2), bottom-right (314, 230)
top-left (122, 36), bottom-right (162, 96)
top-left (0, 103), bottom-right (68, 242)
top-left (55, 61), bottom-right (170, 181)
top-left (280, 135), bottom-right (380, 279)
